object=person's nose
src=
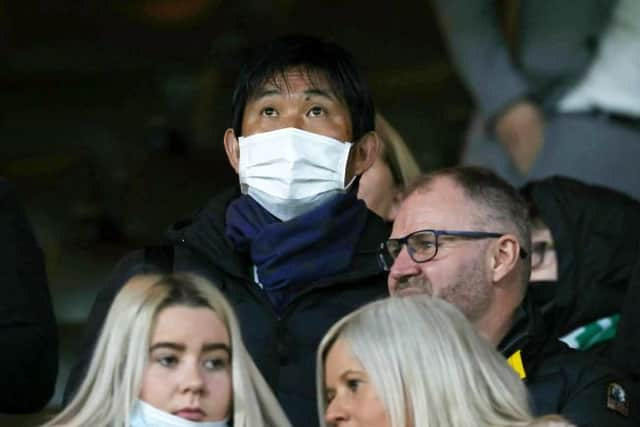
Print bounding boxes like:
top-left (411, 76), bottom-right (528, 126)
top-left (387, 246), bottom-right (422, 294)
top-left (279, 110), bottom-right (305, 130)
top-left (180, 361), bottom-right (205, 394)
top-left (325, 396), bottom-right (349, 425)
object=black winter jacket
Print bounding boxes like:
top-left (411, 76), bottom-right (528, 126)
top-left (65, 188), bottom-right (390, 426)
top-left (500, 296), bottom-right (635, 426)
top-left (0, 178), bottom-right (58, 413)
top-left (520, 177), bottom-right (640, 425)
top-left (524, 177), bottom-right (640, 381)
top-left (522, 176), bottom-right (640, 341)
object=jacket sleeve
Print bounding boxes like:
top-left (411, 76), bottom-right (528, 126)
top-left (559, 355), bottom-right (635, 427)
top-left (0, 179), bottom-right (58, 413)
top-left (62, 250), bottom-right (148, 405)
top-left (430, 0), bottom-right (531, 122)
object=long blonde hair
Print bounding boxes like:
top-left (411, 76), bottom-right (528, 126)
top-left (45, 273), bottom-right (291, 427)
top-left (375, 113), bottom-right (421, 187)
top-left (317, 296), bottom-right (572, 427)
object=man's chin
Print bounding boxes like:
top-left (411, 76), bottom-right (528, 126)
top-left (392, 287), bottom-right (431, 297)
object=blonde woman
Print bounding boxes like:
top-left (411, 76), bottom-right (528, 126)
top-left (357, 113), bottom-right (421, 221)
top-left (44, 273), bottom-right (291, 427)
top-left (317, 296), bottom-right (574, 427)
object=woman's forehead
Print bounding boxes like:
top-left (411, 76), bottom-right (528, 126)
top-left (151, 305), bottom-right (229, 343)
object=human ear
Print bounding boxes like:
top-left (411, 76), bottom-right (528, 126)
top-left (491, 234), bottom-right (521, 284)
top-left (350, 131), bottom-right (379, 177)
top-left (223, 128), bottom-right (240, 174)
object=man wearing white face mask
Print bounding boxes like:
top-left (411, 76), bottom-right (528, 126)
top-left (65, 35), bottom-right (388, 427)
top-left (236, 127), bottom-right (356, 221)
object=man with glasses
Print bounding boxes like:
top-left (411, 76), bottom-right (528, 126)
top-left (385, 166), bottom-right (633, 426)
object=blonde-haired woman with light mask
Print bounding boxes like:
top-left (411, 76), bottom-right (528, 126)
top-left (43, 273), bottom-right (290, 427)
top-left (317, 296), bottom-right (575, 427)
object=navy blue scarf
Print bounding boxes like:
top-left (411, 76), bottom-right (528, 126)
top-left (225, 190), bottom-right (368, 313)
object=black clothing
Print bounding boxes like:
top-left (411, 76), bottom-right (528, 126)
top-left (0, 178), bottom-right (58, 413)
top-left (520, 177), bottom-right (640, 424)
top-left (522, 176), bottom-right (640, 340)
top-left (65, 188), bottom-right (390, 426)
top-left (523, 176), bottom-right (640, 390)
top-left (500, 296), bottom-right (634, 426)
top-left (612, 251), bottom-right (640, 383)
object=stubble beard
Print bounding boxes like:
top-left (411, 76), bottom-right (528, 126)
top-left (438, 257), bottom-right (493, 323)
top-left (393, 257), bottom-right (492, 324)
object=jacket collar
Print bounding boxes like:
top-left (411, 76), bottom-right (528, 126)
top-left (164, 186), bottom-right (390, 284)
top-left (499, 293), bottom-right (551, 372)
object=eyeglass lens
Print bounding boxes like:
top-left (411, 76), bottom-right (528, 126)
top-left (386, 230), bottom-right (437, 263)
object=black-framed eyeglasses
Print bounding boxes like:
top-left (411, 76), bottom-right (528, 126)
top-left (383, 229), bottom-right (529, 264)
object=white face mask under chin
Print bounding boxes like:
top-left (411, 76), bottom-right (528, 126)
top-left (238, 127), bottom-right (354, 221)
top-left (130, 400), bottom-right (228, 427)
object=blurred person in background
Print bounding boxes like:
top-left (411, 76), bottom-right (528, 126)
top-left (0, 177), bottom-right (57, 414)
top-left (357, 113), bottom-right (421, 222)
top-left (522, 176), bottom-right (640, 406)
top-left (522, 176), bottom-right (640, 348)
top-left (44, 273), bottom-right (290, 427)
top-left (431, 0), bottom-right (640, 201)
top-left (317, 295), bottom-right (575, 427)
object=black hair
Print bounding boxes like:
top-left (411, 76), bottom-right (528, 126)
top-left (230, 34), bottom-right (375, 141)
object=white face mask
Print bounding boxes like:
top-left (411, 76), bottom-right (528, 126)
top-left (130, 400), bottom-right (228, 427)
top-left (238, 127), bottom-right (354, 221)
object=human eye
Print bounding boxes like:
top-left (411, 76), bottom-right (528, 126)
top-left (203, 354), bottom-right (229, 371)
top-left (154, 353), bottom-right (179, 368)
top-left (412, 233), bottom-right (435, 248)
top-left (307, 105), bottom-right (326, 117)
top-left (410, 232), bottom-right (436, 256)
top-left (346, 378), bottom-right (362, 393)
top-left (260, 106), bottom-right (278, 117)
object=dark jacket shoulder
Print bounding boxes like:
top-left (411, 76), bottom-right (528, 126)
top-left (65, 187), bottom-right (390, 427)
top-left (501, 296), bottom-right (634, 426)
top-left (0, 178), bottom-right (58, 413)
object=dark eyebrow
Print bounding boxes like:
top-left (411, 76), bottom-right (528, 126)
top-left (251, 88), bottom-right (281, 100)
top-left (251, 87), bottom-right (336, 101)
top-left (150, 342), bottom-right (185, 352)
top-left (303, 88), bottom-right (336, 101)
top-left (202, 343), bottom-right (231, 354)
top-left (149, 342), bottom-right (231, 353)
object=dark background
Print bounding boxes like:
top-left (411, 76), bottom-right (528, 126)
top-left (0, 1), bottom-right (470, 424)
